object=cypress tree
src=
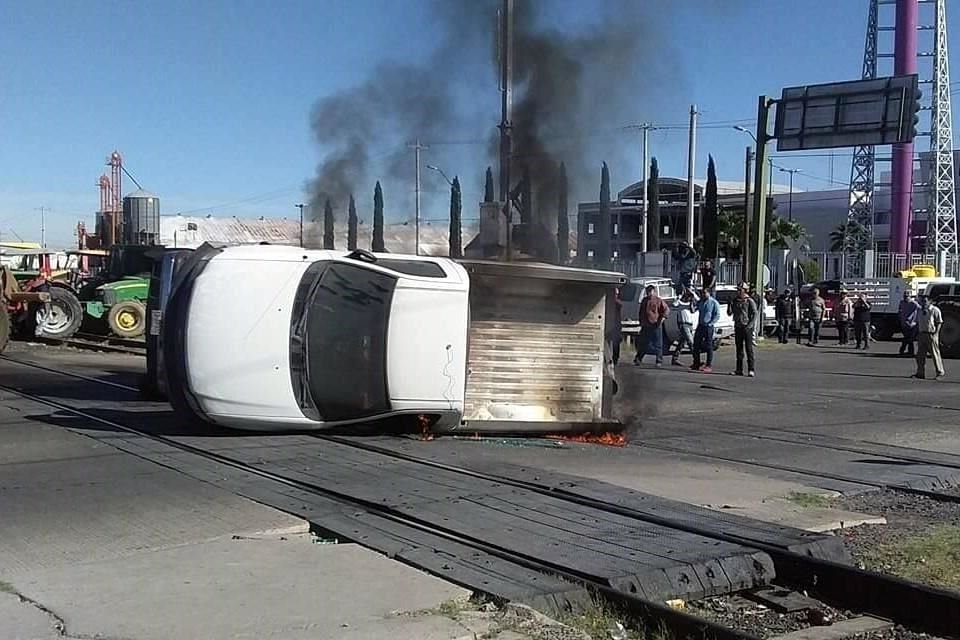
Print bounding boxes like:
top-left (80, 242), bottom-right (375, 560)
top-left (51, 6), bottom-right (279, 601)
top-left (520, 165), bottom-right (532, 226)
top-left (323, 199), bottom-right (335, 250)
top-left (484, 167), bottom-right (495, 203)
top-left (557, 162), bottom-right (569, 264)
top-left (598, 162), bottom-right (612, 265)
top-left (703, 155), bottom-right (718, 260)
top-left (372, 181), bottom-right (385, 252)
top-left (647, 158), bottom-right (660, 251)
top-left (347, 194), bottom-right (358, 251)
top-left (449, 176), bottom-right (463, 258)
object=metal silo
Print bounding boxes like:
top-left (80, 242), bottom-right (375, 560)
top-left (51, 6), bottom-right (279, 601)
top-left (122, 189), bottom-right (160, 245)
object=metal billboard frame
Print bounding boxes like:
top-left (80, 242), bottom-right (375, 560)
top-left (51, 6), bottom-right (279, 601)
top-left (774, 74), bottom-right (919, 152)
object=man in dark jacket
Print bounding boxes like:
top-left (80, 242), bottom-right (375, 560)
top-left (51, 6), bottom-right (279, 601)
top-left (728, 283), bottom-right (758, 377)
top-left (634, 284), bottom-right (669, 367)
top-left (774, 289), bottom-right (794, 344)
top-left (852, 294), bottom-right (872, 350)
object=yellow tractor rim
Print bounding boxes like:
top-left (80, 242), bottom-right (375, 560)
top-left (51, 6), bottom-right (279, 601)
top-left (117, 310), bottom-right (139, 330)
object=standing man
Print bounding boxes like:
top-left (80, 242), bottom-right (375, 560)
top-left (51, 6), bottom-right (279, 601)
top-left (691, 288), bottom-right (721, 373)
top-left (670, 288), bottom-right (699, 366)
top-left (672, 241), bottom-right (698, 295)
top-left (835, 290), bottom-right (853, 346)
top-left (898, 291), bottom-right (920, 357)
top-left (852, 293), bottom-right (872, 350)
top-left (700, 261), bottom-right (717, 293)
top-left (807, 287), bottom-right (826, 346)
top-left (913, 294), bottom-right (945, 380)
top-left (728, 283), bottom-right (758, 377)
top-left (634, 284), bottom-right (669, 367)
top-left (775, 288), bottom-right (793, 344)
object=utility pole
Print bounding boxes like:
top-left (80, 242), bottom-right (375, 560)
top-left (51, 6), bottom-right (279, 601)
top-left (295, 203), bottom-right (305, 248)
top-left (410, 139), bottom-right (428, 256)
top-left (778, 167), bottom-right (801, 222)
top-left (35, 206), bottom-right (47, 248)
top-left (686, 105), bottom-right (699, 245)
top-left (742, 147), bottom-right (753, 270)
top-left (626, 123), bottom-right (657, 253)
top-left (749, 96), bottom-right (774, 297)
top-left (498, 0), bottom-right (514, 261)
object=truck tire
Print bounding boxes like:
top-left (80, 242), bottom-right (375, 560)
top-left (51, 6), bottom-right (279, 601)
top-left (939, 300), bottom-right (960, 358)
top-left (0, 309), bottom-right (9, 354)
top-left (35, 287), bottom-right (83, 339)
top-left (107, 301), bottom-right (147, 338)
top-left (871, 317), bottom-right (896, 341)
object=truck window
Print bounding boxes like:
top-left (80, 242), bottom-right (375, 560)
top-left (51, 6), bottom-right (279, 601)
top-left (927, 284), bottom-right (950, 299)
top-left (292, 262), bottom-right (397, 422)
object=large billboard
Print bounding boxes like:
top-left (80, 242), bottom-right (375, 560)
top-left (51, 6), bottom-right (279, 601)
top-left (774, 74), bottom-right (920, 152)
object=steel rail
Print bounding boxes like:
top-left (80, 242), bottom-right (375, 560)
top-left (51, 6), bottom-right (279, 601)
top-left (4, 356), bottom-right (960, 638)
top-left (0, 366), bottom-right (759, 640)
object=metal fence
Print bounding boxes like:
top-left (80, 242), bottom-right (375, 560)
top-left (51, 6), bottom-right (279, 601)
top-left (612, 251), bottom-right (960, 287)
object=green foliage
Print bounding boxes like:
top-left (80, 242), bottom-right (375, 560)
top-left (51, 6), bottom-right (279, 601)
top-left (323, 199), bottom-right (335, 250)
top-left (598, 162), bottom-right (612, 264)
top-left (449, 177), bottom-right (462, 258)
top-left (647, 158), bottom-right (660, 251)
top-left (484, 166), bottom-right (495, 203)
top-left (715, 206), bottom-right (806, 259)
top-left (798, 258), bottom-right (821, 282)
top-left (372, 181), bottom-right (385, 252)
top-left (829, 221), bottom-right (868, 252)
top-left (347, 194), bottom-right (358, 251)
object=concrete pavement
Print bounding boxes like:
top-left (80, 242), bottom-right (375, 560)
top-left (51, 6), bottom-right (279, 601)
top-left (0, 387), bottom-right (487, 640)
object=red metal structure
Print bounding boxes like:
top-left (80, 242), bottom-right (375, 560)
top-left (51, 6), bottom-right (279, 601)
top-left (88, 151), bottom-right (123, 249)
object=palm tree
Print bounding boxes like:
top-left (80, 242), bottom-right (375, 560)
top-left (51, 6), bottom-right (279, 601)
top-left (829, 222), bottom-right (865, 252)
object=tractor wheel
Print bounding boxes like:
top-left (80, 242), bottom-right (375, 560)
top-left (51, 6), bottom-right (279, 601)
top-left (938, 300), bottom-right (960, 358)
top-left (0, 308), bottom-right (9, 354)
top-left (35, 287), bottom-right (83, 340)
top-left (108, 301), bottom-right (147, 338)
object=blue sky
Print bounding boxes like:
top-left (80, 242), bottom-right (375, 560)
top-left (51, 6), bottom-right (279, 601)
top-left (0, 0), bottom-right (954, 246)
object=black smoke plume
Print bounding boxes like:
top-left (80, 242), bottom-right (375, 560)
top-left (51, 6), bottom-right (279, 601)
top-left (307, 1), bottom-right (682, 227)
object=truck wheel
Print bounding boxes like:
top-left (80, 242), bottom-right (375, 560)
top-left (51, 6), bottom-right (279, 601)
top-left (871, 319), bottom-right (895, 341)
top-left (108, 301), bottom-right (147, 338)
top-left (939, 301), bottom-right (960, 358)
top-left (35, 287), bottom-right (83, 339)
top-left (0, 309), bottom-right (9, 353)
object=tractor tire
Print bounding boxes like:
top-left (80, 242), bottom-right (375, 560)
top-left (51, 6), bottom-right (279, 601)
top-left (107, 301), bottom-right (147, 339)
top-left (0, 308), bottom-right (9, 354)
top-left (938, 300), bottom-right (960, 358)
top-left (35, 287), bottom-right (83, 340)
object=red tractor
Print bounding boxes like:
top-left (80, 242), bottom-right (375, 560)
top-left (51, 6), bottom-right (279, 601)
top-left (1, 250), bottom-right (82, 353)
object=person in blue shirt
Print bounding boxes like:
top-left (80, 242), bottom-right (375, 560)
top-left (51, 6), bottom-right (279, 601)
top-left (691, 288), bottom-right (721, 373)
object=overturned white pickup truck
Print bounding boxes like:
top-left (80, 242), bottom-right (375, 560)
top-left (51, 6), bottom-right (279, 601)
top-left (157, 244), bottom-right (625, 434)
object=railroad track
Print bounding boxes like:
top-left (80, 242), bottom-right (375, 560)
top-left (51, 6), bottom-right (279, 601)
top-left (2, 355), bottom-right (959, 640)
top-left (22, 332), bottom-right (146, 355)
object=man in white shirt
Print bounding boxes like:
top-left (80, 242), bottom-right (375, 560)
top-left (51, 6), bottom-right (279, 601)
top-left (913, 294), bottom-right (945, 380)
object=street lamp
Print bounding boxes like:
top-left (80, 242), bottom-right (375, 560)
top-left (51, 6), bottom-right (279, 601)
top-left (426, 164), bottom-right (453, 187)
top-left (733, 125), bottom-right (758, 143)
top-left (295, 203), bottom-right (305, 247)
top-left (777, 167), bottom-right (801, 222)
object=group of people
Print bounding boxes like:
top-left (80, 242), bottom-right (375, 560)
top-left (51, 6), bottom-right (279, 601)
top-left (609, 271), bottom-right (947, 381)
top-left (629, 279), bottom-right (759, 377)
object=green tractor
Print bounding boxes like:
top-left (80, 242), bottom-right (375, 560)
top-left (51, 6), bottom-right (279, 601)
top-left (78, 245), bottom-right (157, 339)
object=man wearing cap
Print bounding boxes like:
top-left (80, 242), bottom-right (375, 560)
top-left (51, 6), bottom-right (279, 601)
top-left (728, 283), bottom-right (758, 377)
top-left (913, 294), bottom-right (945, 380)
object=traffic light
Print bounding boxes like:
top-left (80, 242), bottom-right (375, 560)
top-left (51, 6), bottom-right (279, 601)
top-left (907, 85), bottom-right (922, 142)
